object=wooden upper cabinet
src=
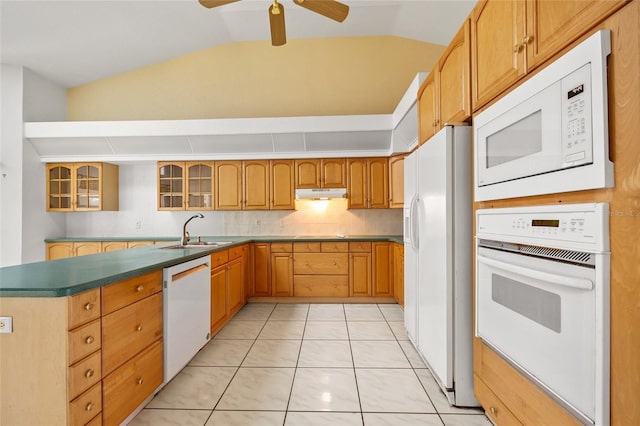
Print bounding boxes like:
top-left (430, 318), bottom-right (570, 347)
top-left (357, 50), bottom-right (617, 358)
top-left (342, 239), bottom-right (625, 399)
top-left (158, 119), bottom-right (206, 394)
top-left (471, 0), bottom-right (526, 111)
top-left (215, 161), bottom-right (242, 210)
top-left (418, 72), bottom-right (438, 145)
top-left (48, 162), bottom-right (118, 212)
top-left (388, 155), bottom-right (405, 209)
top-left (347, 158), bottom-right (389, 209)
top-left (186, 162), bottom-right (214, 210)
top-left (524, 0), bottom-right (628, 70)
top-left (243, 160), bottom-right (270, 210)
top-left (270, 160), bottom-right (295, 210)
top-left (438, 18), bottom-right (471, 125)
top-left (294, 159), bottom-right (321, 189)
top-left (320, 158), bottom-right (346, 188)
top-left (158, 162), bottom-right (186, 210)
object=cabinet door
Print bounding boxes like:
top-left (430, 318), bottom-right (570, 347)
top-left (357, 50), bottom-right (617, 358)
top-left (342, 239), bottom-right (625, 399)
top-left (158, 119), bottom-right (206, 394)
top-left (525, 0), bottom-right (627, 70)
top-left (321, 158), bottom-right (346, 188)
top-left (393, 244), bottom-right (405, 306)
top-left (227, 258), bottom-right (245, 315)
top-left (210, 264), bottom-right (227, 334)
top-left (251, 243), bottom-right (271, 296)
top-left (368, 158), bottom-right (389, 209)
top-left (372, 243), bottom-right (392, 297)
top-left (74, 163), bottom-right (102, 211)
top-left (158, 162), bottom-right (185, 210)
top-left (295, 159), bottom-right (321, 188)
top-left (439, 19), bottom-right (471, 124)
top-left (103, 241), bottom-right (128, 252)
top-left (243, 160), bottom-right (270, 210)
top-left (186, 162), bottom-right (214, 210)
top-left (271, 253), bottom-right (293, 297)
top-left (388, 156), bottom-right (405, 209)
top-left (215, 161), bottom-right (242, 210)
top-left (347, 159), bottom-right (367, 209)
top-left (418, 72), bottom-right (438, 145)
top-left (47, 163), bottom-right (73, 211)
top-left (46, 242), bottom-right (74, 260)
top-left (471, 0), bottom-right (526, 111)
top-left (270, 160), bottom-right (295, 210)
top-left (74, 242), bottom-right (102, 257)
top-left (126, 241), bottom-right (154, 249)
top-left (349, 252), bottom-right (371, 296)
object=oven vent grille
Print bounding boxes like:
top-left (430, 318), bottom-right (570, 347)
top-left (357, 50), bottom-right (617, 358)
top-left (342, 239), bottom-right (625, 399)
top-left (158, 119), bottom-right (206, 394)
top-left (479, 239), bottom-right (595, 266)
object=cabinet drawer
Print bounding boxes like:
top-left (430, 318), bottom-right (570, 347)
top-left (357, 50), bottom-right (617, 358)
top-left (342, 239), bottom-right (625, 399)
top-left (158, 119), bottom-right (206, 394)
top-left (293, 242), bottom-right (321, 253)
top-left (68, 319), bottom-right (102, 365)
top-left (294, 275), bottom-right (349, 297)
top-left (210, 250), bottom-right (230, 268)
top-left (294, 253), bottom-right (348, 275)
top-left (68, 382), bottom-right (102, 426)
top-left (85, 413), bottom-right (102, 426)
top-left (69, 350), bottom-right (102, 401)
top-left (68, 288), bottom-right (101, 329)
top-left (103, 340), bottom-right (163, 426)
top-left (349, 242), bottom-right (372, 252)
top-left (102, 293), bottom-right (163, 375)
top-left (102, 270), bottom-right (162, 315)
top-left (321, 242), bottom-right (348, 252)
top-left (474, 374), bottom-right (521, 426)
top-left (270, 242), bottom-right (293, 253)
top-left (228, 245), bottom-right (244, 260)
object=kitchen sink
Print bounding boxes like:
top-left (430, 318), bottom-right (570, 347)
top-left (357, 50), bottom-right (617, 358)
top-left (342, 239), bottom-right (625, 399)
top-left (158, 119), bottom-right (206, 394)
top-left (161, 241), bottom-right (233, 249)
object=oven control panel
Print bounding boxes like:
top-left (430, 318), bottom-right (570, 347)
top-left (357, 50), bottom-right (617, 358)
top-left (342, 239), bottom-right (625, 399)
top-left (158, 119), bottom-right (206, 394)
top-left (476, 203), bottom-right (609, 251)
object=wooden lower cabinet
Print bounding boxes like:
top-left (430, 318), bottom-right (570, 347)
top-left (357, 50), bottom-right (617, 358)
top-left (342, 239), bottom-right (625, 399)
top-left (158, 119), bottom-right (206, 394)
top-left (69, 383), bottom-right (103, 426)
top-left (251, 243), bottom-right (271, 296)
top-left (349, 252), bottom-right (371, 296)
top-left (271, 252), bottom-right (294, 296)
top-left (294, 275), bottom-right (348, 297)
top-left (372, 242), bottom-right (392, 297)
top-left (227, 257), bottom-right (245, 315)
top-left (47, 240), bottom-right (161, 260)
top-left (102, 341), bottom-right (163, 426)
top-left (210, 246), bottom-right (248, 335)
top-left (393, 243), bottom-right (404, 306)
top-left (102, 241), bottom-right (128, 252)
top-left (474, 374), bottom-right (521, 426)
top-left (210, 264), bottom-right (228, 334)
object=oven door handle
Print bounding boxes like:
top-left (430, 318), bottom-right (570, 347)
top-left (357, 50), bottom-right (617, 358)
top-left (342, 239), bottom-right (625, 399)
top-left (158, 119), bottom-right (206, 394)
top-left (477, 255), bottom-right (594, 291)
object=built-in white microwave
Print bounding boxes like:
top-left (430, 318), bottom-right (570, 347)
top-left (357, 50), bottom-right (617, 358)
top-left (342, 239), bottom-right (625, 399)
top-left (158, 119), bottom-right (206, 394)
top-left (474, 30), bottom-right (613, 202)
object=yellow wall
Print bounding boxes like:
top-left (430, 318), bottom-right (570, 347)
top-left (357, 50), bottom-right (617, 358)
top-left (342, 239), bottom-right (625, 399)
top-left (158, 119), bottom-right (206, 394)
top-left (67, 36), bottom-right (444, 120)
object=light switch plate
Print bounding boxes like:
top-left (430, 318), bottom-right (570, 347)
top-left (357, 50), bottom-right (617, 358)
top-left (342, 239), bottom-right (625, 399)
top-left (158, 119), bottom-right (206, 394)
top-left (0, 316), bottom-right (13, 333)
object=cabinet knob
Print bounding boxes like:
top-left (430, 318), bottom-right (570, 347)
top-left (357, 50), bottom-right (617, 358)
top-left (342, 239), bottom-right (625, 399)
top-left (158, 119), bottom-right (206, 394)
top-left (85, 402), bottom-right (94, 412)
top-left (490, 406), bottom-right (497, 415)
top-left (136, 324), bottom-right (143, 332)
top-left (513, 43), bottom-right (524, 53)
top-left (85, 336), bottom-right (94, 345)
top-left (136, 284), bottom-right (144, 292)
top-left (522, 34), bottom-right (533, 44)
top-left (84, 302), bottom-right (94, 311)
top-left (84, 369), bottom-right (95, 379)
top-left (137, 377), bottom-right (144, 385)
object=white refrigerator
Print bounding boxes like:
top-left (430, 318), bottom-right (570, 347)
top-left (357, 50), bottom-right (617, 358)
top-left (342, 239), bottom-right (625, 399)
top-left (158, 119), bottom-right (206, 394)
top-left (403, 125), bottom-right (478, 407)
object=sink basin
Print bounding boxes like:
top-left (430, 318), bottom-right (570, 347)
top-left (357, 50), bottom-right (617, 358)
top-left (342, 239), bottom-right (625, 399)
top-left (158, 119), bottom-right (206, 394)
top-left (161, 241), bottom-right (233, 250)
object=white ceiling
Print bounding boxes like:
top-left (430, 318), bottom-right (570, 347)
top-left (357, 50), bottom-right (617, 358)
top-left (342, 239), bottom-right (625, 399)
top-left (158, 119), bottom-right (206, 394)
top-left (1, 0), bottom-right (475, 88)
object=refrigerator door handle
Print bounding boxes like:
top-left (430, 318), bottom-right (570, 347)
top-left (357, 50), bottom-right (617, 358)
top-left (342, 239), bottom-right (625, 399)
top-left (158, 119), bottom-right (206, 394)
top-left (410, 196), bottom-right (420, 250)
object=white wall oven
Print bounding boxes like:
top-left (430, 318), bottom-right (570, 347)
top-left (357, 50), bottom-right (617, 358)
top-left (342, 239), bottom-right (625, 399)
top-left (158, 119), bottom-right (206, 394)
top-left (474, 30), bottom-right (613, 202)
top-left (476, 203), bottom-right (610, 425)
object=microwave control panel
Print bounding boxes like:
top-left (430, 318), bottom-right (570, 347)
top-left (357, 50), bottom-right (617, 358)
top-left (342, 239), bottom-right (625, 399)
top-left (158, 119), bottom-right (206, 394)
top-left (561, 63), bottom-right (593, 165)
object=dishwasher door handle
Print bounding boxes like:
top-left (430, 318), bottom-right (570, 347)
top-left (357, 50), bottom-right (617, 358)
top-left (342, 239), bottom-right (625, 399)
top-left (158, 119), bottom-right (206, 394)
top-left (171, 263), bottom-right (209, 282)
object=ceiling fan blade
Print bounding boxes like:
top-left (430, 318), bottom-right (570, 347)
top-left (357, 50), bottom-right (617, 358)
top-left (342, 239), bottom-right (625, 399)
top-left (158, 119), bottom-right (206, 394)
top-left (198, 0), bottom-right (240, 9)
top-left (293, 0), bottom-right (349, 23)
top-left (269, 2), bottom-right (287, 46)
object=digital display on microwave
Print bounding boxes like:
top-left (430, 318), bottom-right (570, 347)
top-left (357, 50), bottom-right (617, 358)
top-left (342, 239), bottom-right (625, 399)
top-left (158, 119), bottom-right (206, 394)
top-left (568, 84), bottom-right (584, 99)
top-left (531, 219), bottom-right (560, 227)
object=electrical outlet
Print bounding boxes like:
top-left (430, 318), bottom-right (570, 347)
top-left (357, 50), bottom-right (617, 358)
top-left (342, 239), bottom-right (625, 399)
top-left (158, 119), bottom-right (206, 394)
top-left (255, 220), bottom-right (261, 226)
top-left (0, 316), bottom-right (13, 333)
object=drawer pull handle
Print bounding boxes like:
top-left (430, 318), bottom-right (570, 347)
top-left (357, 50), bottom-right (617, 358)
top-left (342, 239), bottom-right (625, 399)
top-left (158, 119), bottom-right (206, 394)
top-left (333, 262), bottom-right (337, 266)
top-left (490, 406), bottom-right (497, 415)
top-left (136, 284), bottom-right (144, 292)
top-left (85, 402), bottom-right (94, 412)
top-left (85, 336), bottom-right (94, 345)
top-left (83, 302), bottom-right (94, 311)
top-left (84, 369), bottom-right (95, 378)
top-left (137, 377), bottom-right (144, 385)
top-left (136, 324), bottom-right (143, 332)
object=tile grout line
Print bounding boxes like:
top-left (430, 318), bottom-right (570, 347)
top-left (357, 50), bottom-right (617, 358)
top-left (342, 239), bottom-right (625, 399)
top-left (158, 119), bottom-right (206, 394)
top-left (282, 302), bottom-right (310, 426)
top-left (344, 304), bottom-right (366, 425)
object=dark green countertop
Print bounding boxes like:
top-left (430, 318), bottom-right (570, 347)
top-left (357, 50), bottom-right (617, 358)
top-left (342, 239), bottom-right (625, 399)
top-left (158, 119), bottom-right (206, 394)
top-left (1, 236), bottom-right (403, 297)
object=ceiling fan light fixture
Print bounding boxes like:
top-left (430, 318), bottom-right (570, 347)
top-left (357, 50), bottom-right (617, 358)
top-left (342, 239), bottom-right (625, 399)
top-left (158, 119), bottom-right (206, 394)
top-left (269, 1), bottom-right (286, 46)
top-left (293, 0), bottom-right (349, 23)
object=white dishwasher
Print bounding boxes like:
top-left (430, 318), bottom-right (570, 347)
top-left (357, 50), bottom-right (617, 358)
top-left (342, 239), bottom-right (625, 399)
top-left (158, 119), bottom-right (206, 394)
top-left (163, 255), bottom-right (211, 383)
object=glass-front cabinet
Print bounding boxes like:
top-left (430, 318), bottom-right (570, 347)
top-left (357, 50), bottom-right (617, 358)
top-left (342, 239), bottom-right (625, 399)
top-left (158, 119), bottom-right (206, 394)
top-left (47, 162), bottom-right (119, 212)
top-left (158, 161), bottom-right (214, 210)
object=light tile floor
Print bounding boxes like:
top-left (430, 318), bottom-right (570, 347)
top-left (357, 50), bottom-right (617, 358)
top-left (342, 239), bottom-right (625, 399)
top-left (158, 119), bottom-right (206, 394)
top-left (130, 303), bottom-right (490, 426)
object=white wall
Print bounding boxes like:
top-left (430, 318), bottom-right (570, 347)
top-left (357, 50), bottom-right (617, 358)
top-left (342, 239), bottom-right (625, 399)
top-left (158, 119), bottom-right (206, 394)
top-left (65, 163), bottom-right (403, 239)
top-left (0, 64), bottom-right (24, 266)
top-left (22, 68), bottom-right (67, 263)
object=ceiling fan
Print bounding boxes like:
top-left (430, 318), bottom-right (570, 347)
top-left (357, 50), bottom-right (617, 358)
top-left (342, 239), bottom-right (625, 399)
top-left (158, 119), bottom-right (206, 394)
top-left (198, 0), bottom-right (349, 46)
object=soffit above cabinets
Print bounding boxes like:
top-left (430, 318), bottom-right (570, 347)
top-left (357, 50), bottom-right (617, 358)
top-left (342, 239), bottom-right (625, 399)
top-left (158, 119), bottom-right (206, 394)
top-left (25, 73), bottom-right (426, 163)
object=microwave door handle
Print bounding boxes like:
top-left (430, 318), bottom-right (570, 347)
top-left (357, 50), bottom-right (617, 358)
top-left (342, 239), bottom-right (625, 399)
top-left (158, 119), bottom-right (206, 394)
top-left (477, 255), bottom-right (593, 291)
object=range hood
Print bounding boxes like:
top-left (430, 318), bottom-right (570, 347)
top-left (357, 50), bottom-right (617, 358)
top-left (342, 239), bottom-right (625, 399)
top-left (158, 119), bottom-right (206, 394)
top-left (295, 188), bottom-right (347, 200)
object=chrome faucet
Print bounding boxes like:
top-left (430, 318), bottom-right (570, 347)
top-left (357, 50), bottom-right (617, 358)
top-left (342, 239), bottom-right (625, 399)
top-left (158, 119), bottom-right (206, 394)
top-left (181, 213), bottom-right (204, 245)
